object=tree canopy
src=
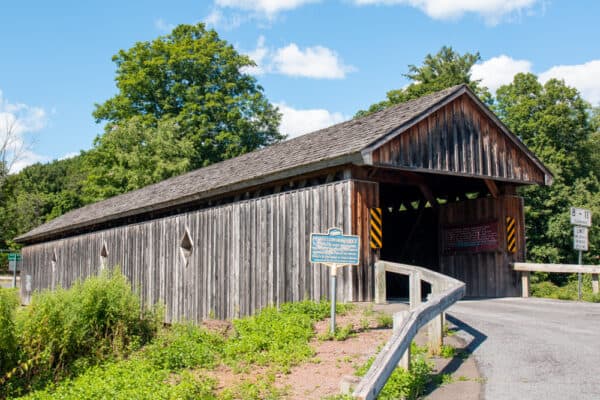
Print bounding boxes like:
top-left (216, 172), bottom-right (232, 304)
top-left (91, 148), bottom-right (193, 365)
top-left (355, 46), bottom-right (490, 117)
top-left (93, 23), bottom-right (282, 171)
top-left (0, 23), bottom-right (284, 260)
top-left (494, 73), bottom-right (599, 265)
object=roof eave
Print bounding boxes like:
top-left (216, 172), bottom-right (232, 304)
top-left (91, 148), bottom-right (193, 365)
top-left (15, 152), bottom-right (366, 244)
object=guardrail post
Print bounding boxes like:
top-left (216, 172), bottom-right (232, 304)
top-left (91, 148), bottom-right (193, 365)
top-left (521, 271), bottom-right (530, 298)
top-left (409, 272), bottom-right (421, 309)
top-left (592, 274), bottom-right (599, 294)
top-left (374, 262), bottom-right (387, 304)
top-left (426, 293), bottom-right (443, 354)
top-left (394, 311), bottom-right (410, 370)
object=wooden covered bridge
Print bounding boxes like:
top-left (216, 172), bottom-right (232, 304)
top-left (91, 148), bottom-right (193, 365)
top-left (15, 84), bottom-right (552, 322)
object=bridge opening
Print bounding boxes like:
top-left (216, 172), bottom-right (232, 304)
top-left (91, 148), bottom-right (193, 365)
top-left (379, 182), bottom-right (438, 300)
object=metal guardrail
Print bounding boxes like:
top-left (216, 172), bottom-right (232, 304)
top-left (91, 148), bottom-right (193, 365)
top-left (353, 261), bottom-right (465, 400)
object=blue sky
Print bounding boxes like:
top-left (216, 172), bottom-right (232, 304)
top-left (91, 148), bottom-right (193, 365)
top-left (1, 0), bottom-right (599, 171)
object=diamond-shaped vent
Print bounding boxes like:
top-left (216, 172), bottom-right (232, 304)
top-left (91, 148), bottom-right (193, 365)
top-left (100, 242), bottom-right (109, 269)
top-left (180, 229), bottom-right (193, 265)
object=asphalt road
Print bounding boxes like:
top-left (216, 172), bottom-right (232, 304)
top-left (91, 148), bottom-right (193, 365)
top-left (447, 297), bottom-right (600, 400)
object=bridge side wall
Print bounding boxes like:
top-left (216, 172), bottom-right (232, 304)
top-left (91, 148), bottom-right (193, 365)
top-left (20, 180), bottom-right (371, 321)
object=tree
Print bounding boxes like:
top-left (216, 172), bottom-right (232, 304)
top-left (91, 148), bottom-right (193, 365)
top-left (0, 115), bottom-right (30, 189)
top-left (494, 73), bottom-right (599, 266)
top-left (83, 117), bottom-right (194, 201)
top-left (356, 46), bottom-right (490, 117)
top-left (93, 23), bottom-right (282, 170)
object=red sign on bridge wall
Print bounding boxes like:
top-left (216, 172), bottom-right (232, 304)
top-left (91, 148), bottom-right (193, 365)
top-left (442, 221), bottom-right (499, 255)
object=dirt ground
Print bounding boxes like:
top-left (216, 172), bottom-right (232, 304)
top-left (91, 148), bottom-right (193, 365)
top-left (205, 302), bottom-right (482, 399)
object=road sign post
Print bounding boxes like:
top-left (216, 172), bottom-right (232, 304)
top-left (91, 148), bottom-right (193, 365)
top-left (8, 253), bottom-right (21, 289)
top-left (310, 228), bottom-right (360, 334)
top-left (570, 208), bottom-right (591, 301)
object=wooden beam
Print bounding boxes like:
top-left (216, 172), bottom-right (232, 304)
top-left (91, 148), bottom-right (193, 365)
top-left (484, 179), bottom-right (499, 198)
top-left (513, 262), bottom-right (600, 274)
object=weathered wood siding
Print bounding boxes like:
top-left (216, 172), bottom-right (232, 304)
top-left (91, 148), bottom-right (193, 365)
top-left (438, 195), bottom-right (524, 297)
top-left (371, 94), bottom-right (545, 185)
top-left (21, 180), bottom-right (371, 322)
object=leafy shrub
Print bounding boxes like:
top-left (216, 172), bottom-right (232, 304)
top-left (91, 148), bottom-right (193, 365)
top-left (17, 359), bottom-right (217, 400)
top-left (0, 288), bottom-right (20, 374)
top-left (17, 268), bottom-right (162, 379)
top-left (144, 323), bottom-right (223, 371)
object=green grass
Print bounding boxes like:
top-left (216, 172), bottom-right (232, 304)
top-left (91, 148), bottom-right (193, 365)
top-left (17, 359), bottom-right (217, 400)
top-left (5, 270), bottom-right (357, 399)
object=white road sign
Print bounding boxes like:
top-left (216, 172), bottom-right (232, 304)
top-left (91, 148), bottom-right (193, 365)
top-left (573, 226), bottom-right (588, 251)
top-left (570, 207), bottom-right (592, 227)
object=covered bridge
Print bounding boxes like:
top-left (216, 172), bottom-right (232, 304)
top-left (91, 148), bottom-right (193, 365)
top-left (15, 84), bottom-right (552, 322)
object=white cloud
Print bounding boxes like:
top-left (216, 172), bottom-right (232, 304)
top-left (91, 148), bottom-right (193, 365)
top-left (59, 152), bottom-right (79, 161)
top-left (272, 44), bottom-right (355, 79)
top-left (241, 37), bottom-right (355, 79)
top-left (242, 35), bottom-right (269, 75)
top-left (470, 55), bottom-right (600, 105)
top-left (275, 102), bottom-right (349, 138)
top-left (215, 0), bottom-right (319, 17)
top-left (471, 55), bottom-right (532, 91)
top-left (203, 8), bottom-right (246, 30)
top-left (539, 60), bottom-right (600, 105)
top-left (11, 150), bottom-right (48, 173)
top-left (154, 18), bottom-right (175, 33)
top-left (353, 0), bottom-right (541, 25)
top-left (0, 90), bottom-right (48, 173)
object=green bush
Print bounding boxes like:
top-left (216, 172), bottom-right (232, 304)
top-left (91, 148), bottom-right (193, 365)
top-left (0, 288), bottom-right (20, 375)
top-left (144, 323), bottom-right (223, 371)
top-left (17, 268), bottom-right (162, 379)
top-left (532, 274), bottom-right (600, 303)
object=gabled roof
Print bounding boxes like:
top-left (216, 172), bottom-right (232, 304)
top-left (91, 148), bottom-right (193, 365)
top-left (16, 84), bottom-right (552, 244)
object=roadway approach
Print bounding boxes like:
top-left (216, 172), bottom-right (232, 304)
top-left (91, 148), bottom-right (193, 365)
top-left (448, 297), bottom-right (600, 400)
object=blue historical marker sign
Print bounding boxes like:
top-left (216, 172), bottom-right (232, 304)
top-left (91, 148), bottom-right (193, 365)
top-left (310, 228), bottom-right (360, 266)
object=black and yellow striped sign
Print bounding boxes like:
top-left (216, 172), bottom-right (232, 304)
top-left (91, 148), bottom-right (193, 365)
top-left (506, 216), bottom-right (517, 253)
top-left (370, 207), bottom-right (383, 249)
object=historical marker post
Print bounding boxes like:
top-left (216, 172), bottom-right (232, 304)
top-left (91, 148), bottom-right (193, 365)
top-left (310, 228), bottom-right (360, 334)
top-left (570, 207), bottom-right (592, 300)
top-left (8, 253), bottom-right (22, 289)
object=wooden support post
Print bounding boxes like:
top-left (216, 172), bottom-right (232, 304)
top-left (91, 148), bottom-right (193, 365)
top-left (592, 274), bottom-right (599, 294)
top-left (374, 263), bottom-right (387, 304)
top-left (484, 179), bottom-right (499, 198)
top-left (394, 311), bottom-right (410, 370)
top-left (409, 272), bottom-right (421, 309)
top-left (521, 271), bottom-right (530, 298)
top-left (426, 294), bottom-right (443, 355)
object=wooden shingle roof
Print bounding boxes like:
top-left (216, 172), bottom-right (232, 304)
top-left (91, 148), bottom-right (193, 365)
top-left (16, 84), bottom-right (551, 243)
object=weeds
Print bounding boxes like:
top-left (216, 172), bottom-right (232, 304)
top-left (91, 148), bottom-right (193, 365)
top-left (439, 344), bottom-right (455, 359)
top-left (375, 314), bottom-right (393, 328)
top-left (318, 324), bottom-right (356, 341)
top-left (355, 352), bottom-right (433, 400)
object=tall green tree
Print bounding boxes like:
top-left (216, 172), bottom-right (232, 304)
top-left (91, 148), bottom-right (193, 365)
top-left (356, 46), bottom-right (490, 117)
top-left (93, 23), bottom-right (282, 170)
top-left (84, 117), bottom-right (193, 201)
top-left (495, 73), bottom-right (599, 265)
